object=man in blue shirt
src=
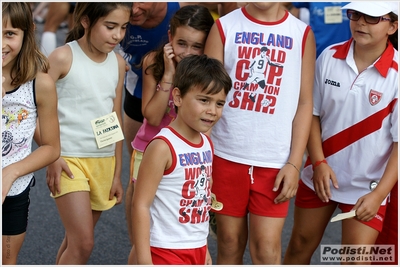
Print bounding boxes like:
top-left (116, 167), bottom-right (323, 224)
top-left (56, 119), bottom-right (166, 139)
top-left (292, 2), bottom-right (352, 57)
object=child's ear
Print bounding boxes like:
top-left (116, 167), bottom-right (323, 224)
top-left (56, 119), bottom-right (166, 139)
top-left (168, 30), bottom-right (172, 43)
top-left (389, 21), bottom-right (398, 35)
top-left (172, 87), bottom-right (182, 107)
top-left (81, 15), bottom-right (90, 29)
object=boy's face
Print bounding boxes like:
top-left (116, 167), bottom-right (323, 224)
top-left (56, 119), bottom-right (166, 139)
top-left (173, 85), bottom-right (227, 134)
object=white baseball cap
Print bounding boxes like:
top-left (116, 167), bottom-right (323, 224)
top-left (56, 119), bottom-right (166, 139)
top-left (342, 2), bottom-right (399, 17)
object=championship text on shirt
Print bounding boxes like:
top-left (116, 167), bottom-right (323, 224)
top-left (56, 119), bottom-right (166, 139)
top-left (231, 32), bottom-right (292, 114)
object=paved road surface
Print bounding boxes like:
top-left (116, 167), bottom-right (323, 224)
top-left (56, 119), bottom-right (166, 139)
top-left (17, 19), bottom-right (342, 265)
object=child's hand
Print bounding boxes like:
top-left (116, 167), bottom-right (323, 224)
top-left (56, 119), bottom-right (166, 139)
top-left (46, 157), bottom-right (73, 196)
top-left (109, 176), bottom-right (123, 204)
top-left (163, 42), bottom-right (177, 76)
top-left (273, 164), bottom-right (299, 203)
top-left (2, 165), bottom-right (18, 204)
top-left (353, 191), bottom-right (382, 222)
top-left (312, 163), bottom-right (339, 203)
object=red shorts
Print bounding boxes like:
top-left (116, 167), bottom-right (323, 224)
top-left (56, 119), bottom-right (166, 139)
top-left (295, 180), bottom-right (387, 232)
top-left (151, 245), bottom-right (206, 265)
top-left (211, 155), bottom-right (289, 217)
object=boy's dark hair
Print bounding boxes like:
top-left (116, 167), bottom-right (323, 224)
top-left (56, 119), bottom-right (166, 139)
top-left (173, 55), bottom-right (232, 110)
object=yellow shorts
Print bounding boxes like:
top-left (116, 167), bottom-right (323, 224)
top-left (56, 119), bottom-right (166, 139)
top-left (130, 149), bottom-right (143, 183)
top-left (51, 156), bottom-right (117, 211)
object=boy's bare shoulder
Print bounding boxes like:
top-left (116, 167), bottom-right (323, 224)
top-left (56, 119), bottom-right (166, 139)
top-left (147, 137), bottom-right (171, 153)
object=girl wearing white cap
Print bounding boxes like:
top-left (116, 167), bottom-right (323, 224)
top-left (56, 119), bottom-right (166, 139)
top-left (284, 2), bottom-right (398, 264)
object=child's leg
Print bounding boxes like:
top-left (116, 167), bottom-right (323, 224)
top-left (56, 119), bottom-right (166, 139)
top-left (126, 150), bottom-right (138, 245)
top-left (342, 218), bottom-right (380, 243)
top-left (55, 191), bottom-right (101, 264)
top-left (283, 180), bottom-right (337, 264)
top-left (341, 219), bottom-right (379, 265)
top-left (248, 215), bottom-right (285, 264)
top-left (340, 201), bottom-right (386, 246)
top-left (2, 185), bottom-right (31, 265)
top-left (126, 181), bottom-right (135, 264)
top-left (215, 214), bottom-right (249, 264)
top-left (339, 202), bottom-right (387, 265)
top-left (283, 204), bottom-right (336, 264)
top-left (211, 156), bottom-right (251, 264)
top-left (125, 181), bottom-right (134, 244)
top-left (56, 209), bottom-right (102, 264)
top-left (2, 234), bottom-right (25, 265)
top-left (247, 167), bottom-right (289, 264)
top-left (123, 122), bottom-right (143, 252)
top-left (55, 235), bottom-right (67, 264)
top-left (127, 150), bottom-right (143, 264)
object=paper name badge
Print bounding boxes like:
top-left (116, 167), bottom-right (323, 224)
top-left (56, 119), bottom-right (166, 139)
top-left (330, 210), bottom-right (356, 222)
top-left (324, 6), bottom-right (343, 24)
top-left (91, 112), bottom-right (124, 149)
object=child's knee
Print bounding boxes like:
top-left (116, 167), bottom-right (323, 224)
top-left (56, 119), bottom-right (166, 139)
top-left (218, 233), bottom-right (247, 256)
top-left (75, 238), bottom-right (94, 259)
top-left (288, 231), bottom-right (319, 255)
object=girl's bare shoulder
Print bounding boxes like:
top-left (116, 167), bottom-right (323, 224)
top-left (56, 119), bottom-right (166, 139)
top-left (115, 52), bottom-right (126, 68)
top-left (47, 44), bottom-right (73, 79)
top-left (34, 72), bottom-right (57, 108)
top-left (48, 44), bottom-right (73, 67)
top-left (34, 72), bottom-right (56, 94)
top-left (143, 51), bottom-right (157, 67)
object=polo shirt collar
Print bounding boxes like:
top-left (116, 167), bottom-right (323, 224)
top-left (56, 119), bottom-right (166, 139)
top-left (331, 38), bottom-right (395, 78)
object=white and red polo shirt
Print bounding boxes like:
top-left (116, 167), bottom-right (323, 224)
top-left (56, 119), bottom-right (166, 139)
top-left (302, 39), bottom-right (398, 205)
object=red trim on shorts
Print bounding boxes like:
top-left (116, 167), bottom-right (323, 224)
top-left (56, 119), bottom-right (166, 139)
top-left (150, 245), bottom-right (206, 264)
top-left (296, 180), bottom-right (387, 232)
